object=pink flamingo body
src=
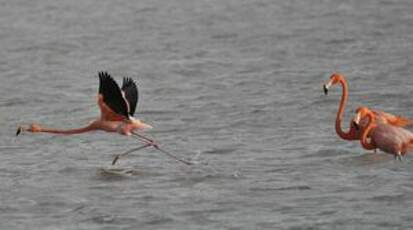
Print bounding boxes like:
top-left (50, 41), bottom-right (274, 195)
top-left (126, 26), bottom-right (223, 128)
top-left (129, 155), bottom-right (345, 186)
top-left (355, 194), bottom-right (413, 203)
top-left (355, 107), bottom-right (413, 160)
top-left (17, 72), bottom-right (152, 137)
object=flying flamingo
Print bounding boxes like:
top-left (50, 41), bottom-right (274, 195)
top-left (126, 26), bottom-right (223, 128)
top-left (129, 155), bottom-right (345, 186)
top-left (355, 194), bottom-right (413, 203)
top-left (323, 73), bottom-right (413, 142)
top-left (16, 72), bottom-right (192, 165)
top-left (354, 106), bottom-right (413, 160)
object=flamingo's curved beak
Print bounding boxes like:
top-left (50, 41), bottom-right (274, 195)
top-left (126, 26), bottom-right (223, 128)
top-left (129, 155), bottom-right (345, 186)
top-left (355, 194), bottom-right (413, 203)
top-left (352, 120), bottom-right (360, 131)
top-left (323, 81), bottom-right (332, 95)
top-left (323, 84), bottom-right (328, 95)
top-left (16, 127), bottom-right (23, 136)
top-left (353, 113), bottom-right (362, 130)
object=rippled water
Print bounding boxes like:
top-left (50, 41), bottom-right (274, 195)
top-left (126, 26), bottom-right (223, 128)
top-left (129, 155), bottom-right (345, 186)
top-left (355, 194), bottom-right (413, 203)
top-left (2, 0), bottom-right (413, 229)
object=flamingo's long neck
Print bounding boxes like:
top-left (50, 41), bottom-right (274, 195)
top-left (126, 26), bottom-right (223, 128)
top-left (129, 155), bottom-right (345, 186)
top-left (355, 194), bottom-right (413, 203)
top-left (335, 78), bottom-right (355, 140)
top-left (37, 123), bottom-right (97, 135)
top-left (360, 112), bottom-right (376, 150)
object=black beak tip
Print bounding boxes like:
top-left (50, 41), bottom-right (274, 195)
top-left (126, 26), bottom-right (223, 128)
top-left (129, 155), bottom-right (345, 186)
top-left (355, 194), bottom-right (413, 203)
top-left (16, 127), bottom-right (22, 136)
top-left (352, 121), bottom-right (360, 131)
top-left (323, 85), bottom-right (328, 95)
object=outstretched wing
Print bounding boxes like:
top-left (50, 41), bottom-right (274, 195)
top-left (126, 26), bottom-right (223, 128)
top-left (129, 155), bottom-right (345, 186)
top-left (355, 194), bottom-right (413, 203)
top-left (121, 77), bottom-right (138, 116)
top-left (98, 72), bottom-right (129, 118)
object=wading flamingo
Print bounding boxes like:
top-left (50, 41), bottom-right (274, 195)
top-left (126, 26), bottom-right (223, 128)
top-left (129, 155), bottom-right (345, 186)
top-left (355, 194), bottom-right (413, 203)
top-left (16, 72), bottom-right (192, 165)
top-left (354, 106), bottom-right (413, 161)
top-left (323, 73), bottom-right (413, 141)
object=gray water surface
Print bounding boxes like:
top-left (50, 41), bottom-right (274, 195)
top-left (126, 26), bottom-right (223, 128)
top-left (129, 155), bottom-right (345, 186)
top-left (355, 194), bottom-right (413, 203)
top-left (1, 0), bottom-right (413, 229)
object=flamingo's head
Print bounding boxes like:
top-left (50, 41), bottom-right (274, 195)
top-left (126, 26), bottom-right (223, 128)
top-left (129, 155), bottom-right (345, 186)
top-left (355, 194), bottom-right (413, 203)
top-left (16, 123), bottom-right (42, 136)
top-left (329, 73), bottom-right (344, 84)
top-left (353, 106), bottom-right (373, 129)
top-left (28, 123), bottom-right (42, 132)
top-left (323, 73), bottom-right (343, 95)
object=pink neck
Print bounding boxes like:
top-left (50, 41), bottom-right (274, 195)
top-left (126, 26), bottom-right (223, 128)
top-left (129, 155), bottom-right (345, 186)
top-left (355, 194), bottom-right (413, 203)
top-left (39, 123), bottom-right (96, 135)
top-left (360, 112), bottom-right (376, 150)
top-left (335, 78), bottom-right (355, 140)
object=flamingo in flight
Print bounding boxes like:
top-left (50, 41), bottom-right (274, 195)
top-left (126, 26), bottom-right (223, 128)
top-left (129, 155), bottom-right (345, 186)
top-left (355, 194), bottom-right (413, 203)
top-left (16, 72), bottom-right (192, 165)
top-left (354, 106), bottom-right (413, 160)
top-left (323, 73), bottom-right (413, 144)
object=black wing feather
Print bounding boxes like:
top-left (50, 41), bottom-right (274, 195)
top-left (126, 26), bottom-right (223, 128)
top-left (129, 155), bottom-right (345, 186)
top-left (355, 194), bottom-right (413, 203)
top-left (98, 72), bottom-right (129, 118)
top-left (121, 77), bottom-right (138, 116)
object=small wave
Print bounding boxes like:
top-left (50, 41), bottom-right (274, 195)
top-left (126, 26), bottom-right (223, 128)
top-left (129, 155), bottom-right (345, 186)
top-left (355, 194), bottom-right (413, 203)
top-left (95, 167), bottom-right (143, 179)
top-left (369, 194), bottom-right (405, 202)
top-left (203, 147), bottom-right (237, 155)
top-left (250, 185), bottom-right (311, 192)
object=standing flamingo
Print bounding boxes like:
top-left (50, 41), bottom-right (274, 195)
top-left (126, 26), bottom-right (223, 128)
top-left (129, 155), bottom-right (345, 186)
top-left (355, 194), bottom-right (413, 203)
top-left (354, 107), bottom-right (413, 160)
top-left (323, 73), bottom-right (413, 142)
top-left (16, 72), bottom-right (192, 165)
